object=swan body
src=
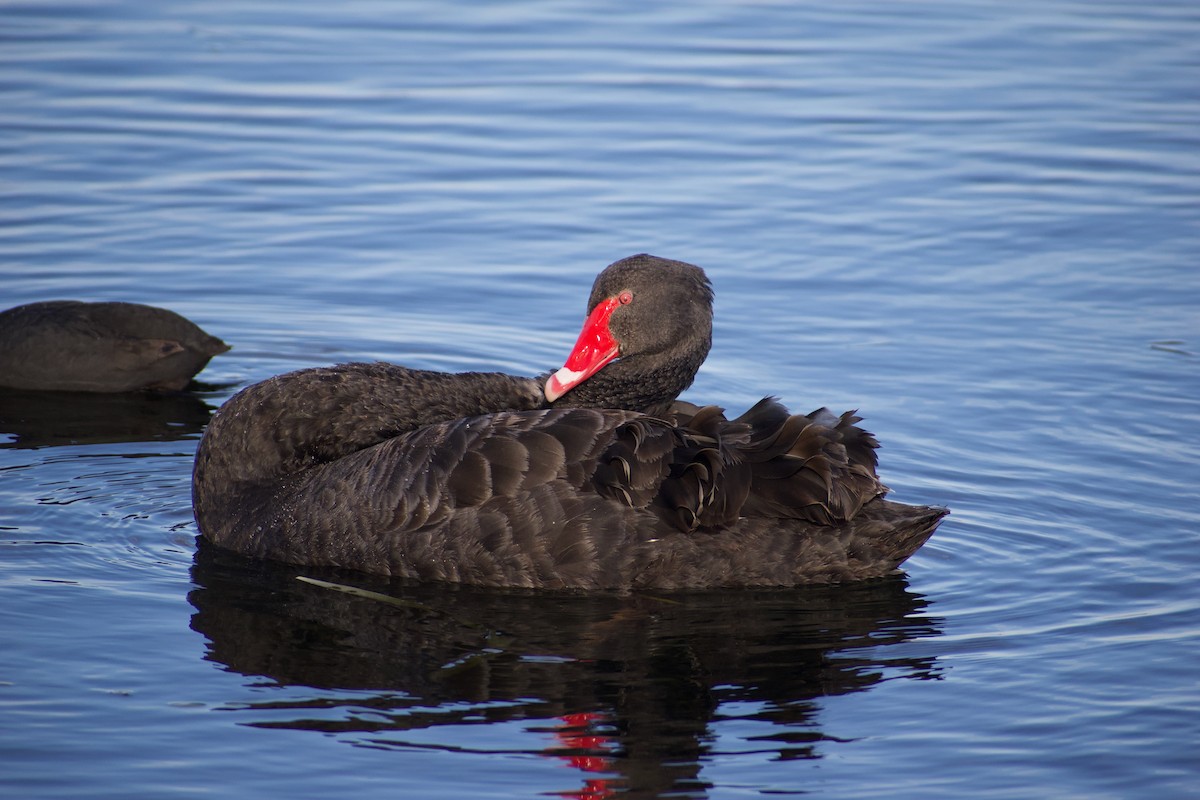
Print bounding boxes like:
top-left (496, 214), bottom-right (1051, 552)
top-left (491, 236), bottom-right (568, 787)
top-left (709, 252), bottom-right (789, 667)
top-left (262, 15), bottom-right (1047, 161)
top-left (0, 300), bottom-right (229, 392)
top-left (193, 256), bottom-right (945, 590)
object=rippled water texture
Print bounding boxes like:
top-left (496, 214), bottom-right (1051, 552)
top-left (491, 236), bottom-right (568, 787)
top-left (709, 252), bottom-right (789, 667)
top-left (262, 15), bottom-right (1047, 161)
top-left (2, 2), bottom-right (1198, 798)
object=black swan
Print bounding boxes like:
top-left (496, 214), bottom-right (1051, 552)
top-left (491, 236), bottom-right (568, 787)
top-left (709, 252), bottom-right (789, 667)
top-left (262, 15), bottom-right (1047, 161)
top-left (0, 300), bottom-right (229, 392)
top-left (193, 255), bottom-right (945, 590)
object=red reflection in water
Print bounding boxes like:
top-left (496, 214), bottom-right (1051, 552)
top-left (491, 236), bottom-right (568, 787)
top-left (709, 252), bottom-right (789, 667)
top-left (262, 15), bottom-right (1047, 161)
top-left (545, 711), bottom-right (619, 800)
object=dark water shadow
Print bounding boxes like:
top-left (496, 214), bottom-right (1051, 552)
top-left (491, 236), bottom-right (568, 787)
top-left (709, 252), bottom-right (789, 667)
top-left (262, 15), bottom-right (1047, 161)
top-left (189, 542), bottom-right (943, 798)
top-left (0, 384), bottom-right (227, 448)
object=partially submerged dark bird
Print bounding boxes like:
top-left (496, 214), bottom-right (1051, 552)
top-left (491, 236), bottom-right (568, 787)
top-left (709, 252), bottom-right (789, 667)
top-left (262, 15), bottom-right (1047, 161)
top-left (193, 255), bottom-right (945, 590)
top-left (0, 300), bottom-right (229, 392)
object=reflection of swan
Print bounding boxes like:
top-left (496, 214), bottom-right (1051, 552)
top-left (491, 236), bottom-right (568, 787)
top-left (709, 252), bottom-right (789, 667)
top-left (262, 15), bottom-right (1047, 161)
top-left (194, 255), bottom-right (945, 588)
top-left (189, 542), bottom-right (943, 796)
top-left (0, 387), bottom-right (219, 449)
top-left (0, 300), bottom-right (228, 392)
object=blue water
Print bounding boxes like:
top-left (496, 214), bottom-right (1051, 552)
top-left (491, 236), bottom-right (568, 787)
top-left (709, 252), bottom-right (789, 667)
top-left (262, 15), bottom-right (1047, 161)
top-left (2, 1), bottom-right (1198, 797)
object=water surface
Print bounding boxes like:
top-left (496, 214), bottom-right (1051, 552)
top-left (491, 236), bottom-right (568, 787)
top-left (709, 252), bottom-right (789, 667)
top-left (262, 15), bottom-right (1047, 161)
top-left (2, 1), bottom-right (1198, 798)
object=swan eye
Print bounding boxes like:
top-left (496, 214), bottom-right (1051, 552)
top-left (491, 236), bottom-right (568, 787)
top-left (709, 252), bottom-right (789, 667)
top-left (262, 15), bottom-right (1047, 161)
top-left (618, 291), bottom-right (633, 305)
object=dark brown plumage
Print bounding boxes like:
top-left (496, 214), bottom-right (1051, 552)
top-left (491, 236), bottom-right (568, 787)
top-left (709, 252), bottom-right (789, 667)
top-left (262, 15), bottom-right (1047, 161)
top-left (0, 300), bottom-right (229, 392)
top-left (193, 255), bottom-right (945, 589)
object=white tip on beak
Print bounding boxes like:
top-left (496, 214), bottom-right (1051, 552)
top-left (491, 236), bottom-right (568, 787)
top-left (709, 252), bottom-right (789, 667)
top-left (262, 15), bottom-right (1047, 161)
top-left (544, 366), bottom-right (584, 402)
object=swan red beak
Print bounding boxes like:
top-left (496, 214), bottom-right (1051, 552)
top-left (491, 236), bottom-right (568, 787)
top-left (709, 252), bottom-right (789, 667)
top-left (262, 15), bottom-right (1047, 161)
top-left (545, 296), bottom-right (622, 402)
